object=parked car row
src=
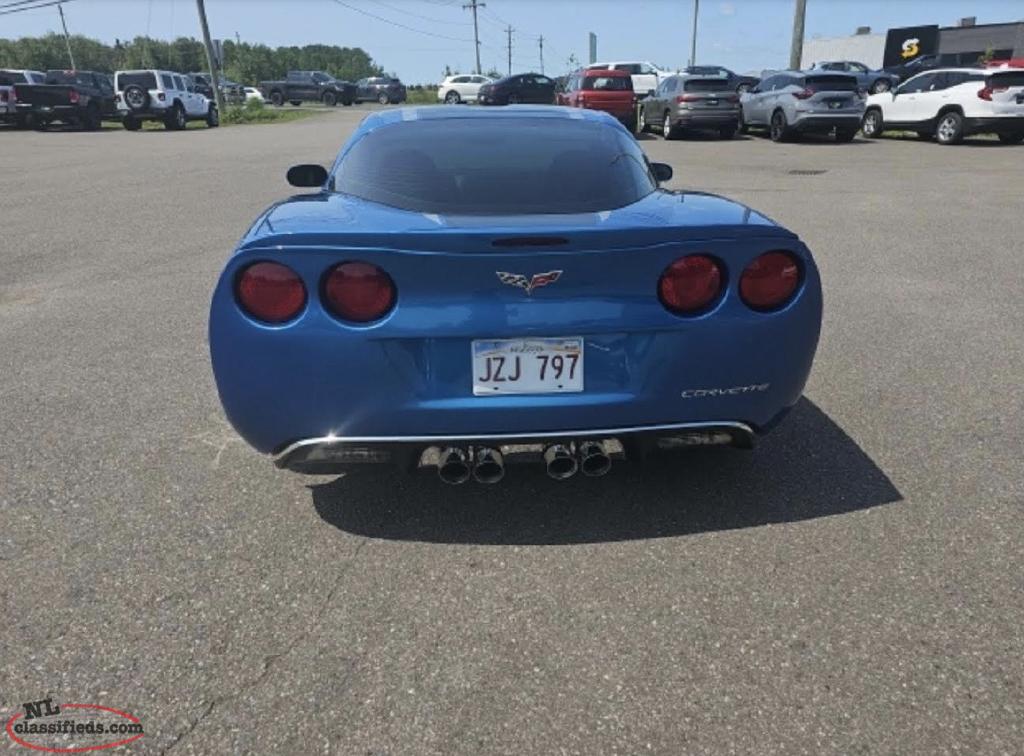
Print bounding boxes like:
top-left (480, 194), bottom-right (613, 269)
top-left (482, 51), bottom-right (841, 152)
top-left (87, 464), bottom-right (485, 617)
top-left (257, 71), bottom-right (408, 107)
top-left (1, 67), bottom-right (229, 131)
top-left (636, 66), bottom-right (1024, 146)
top-left (433, 63), bottom-right (1024, 148)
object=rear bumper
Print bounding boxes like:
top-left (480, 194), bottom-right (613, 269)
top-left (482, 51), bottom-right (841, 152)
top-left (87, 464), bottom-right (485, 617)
top-left (211, 255), bottom-right (820, 457)
top-left (275, 421), bottom-right (755, 473)
top-left (963, 116), bottom-right (1024, 135)
top-left (15, 103), bottom-right (78, 120)
top-left (118, 106), bottom-right (170, 120)
top-left (792, 113), bottom-right (863, 132)
top-left (674, 111), bottom-right (739, 127)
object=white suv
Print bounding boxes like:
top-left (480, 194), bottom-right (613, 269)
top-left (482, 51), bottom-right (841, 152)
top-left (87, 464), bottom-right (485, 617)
top-left (862, 67), bottom-right (1024, 145)
top-left (587, 61), bottom-right (669, 96)
top-left (437, 74), bottom-right (493, 104)
top-left (114, 69), bottom-right (219, 131)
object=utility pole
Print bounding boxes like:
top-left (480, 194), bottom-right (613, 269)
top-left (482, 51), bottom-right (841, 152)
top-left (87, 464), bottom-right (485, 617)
top-left (688, 0), bottom-right (699, 68)
top-left (539, 35), bottom-right (544, 74)
top-left (462, 0), bottom-right (484, 75)
top-left (195, 0), bottom-right (225, 113)
top-left (57, 2), bottom-right (76, 70)
top-left (789, 0), bottom-right (807, 69)
top-left (506, 25), bottom-right (513, 76)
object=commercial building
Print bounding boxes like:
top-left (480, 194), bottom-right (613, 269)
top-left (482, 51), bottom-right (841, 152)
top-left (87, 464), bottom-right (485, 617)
top-left (801, 19), bottom-right (1024, 70)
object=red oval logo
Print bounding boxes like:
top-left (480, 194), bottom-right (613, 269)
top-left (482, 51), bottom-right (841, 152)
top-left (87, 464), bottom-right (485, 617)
top-left (5, 702), bottom-right (144, 753)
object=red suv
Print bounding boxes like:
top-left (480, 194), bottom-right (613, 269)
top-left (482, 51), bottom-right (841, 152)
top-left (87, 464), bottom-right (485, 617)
top-left (558, 69), bottom-right (635, 128)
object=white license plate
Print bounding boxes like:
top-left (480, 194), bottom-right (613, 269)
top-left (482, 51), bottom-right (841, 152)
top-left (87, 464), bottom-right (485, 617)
top-left (472, 338), bottom-right (583, 395)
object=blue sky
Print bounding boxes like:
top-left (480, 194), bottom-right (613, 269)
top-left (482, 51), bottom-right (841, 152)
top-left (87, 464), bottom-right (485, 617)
top-left (4, 0), bottom-right (1021, 81)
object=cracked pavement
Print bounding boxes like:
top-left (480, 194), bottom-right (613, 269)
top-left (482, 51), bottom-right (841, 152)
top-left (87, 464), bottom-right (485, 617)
top-left (1, 108), bottom-right (1022, 754)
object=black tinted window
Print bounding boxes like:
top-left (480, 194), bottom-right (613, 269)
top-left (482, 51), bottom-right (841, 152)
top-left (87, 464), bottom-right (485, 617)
top-left (0, 71), bottom-right (27, 85)
top-left (334, 118), bottom-right (656, 215)
top-left (990, 71), bottom-right (1024, 88)
top-left (684, 78), bottom-right (729, 92)
top-left (583, 76), bottom-right (632, 91)
top-left (117, 72), bottom-right (157, 90)
top-left (901, 73), bottom-right (937, 93)
top-left (803, 75), bottom-right (858, 92)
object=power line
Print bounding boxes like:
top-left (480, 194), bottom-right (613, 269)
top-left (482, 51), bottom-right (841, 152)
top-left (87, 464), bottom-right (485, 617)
top-left (366, 0), bottom-right (471, 26)
top-left (328, 0), bottom-right (475, 44)
top-left (0, 0), bottom-right (74, 17)
top-left (0, 0), bottom-right (58, 9)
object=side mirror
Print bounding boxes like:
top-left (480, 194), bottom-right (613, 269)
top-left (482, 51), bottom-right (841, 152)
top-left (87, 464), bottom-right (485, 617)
top-left (651, 162), bottom-right (673, 183)
top-left (287, 164), bottom-right (328, 188)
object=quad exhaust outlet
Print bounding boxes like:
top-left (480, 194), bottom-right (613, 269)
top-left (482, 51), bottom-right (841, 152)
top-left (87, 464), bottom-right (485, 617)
top-left (578, 440), bottom-right (612, 477)
top-left (543, 444), bottom-right (578, 480)
top-left (437, 447), bottom-right (471, 485)
top-left (473, 447), bottom-right (505, 484)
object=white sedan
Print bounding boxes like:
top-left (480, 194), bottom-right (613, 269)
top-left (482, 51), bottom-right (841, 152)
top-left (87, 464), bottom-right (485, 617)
top-left (437, 74), bottom-right (493, 104)
top-left (243, 87), bottom-right (264, 104)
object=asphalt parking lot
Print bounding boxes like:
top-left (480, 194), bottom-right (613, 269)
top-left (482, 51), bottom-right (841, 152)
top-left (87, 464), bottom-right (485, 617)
top-left (2, 107), bottom-right (1022, 755)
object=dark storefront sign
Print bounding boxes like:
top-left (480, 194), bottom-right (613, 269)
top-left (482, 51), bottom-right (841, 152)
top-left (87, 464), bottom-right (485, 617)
top-left (884, 25), bottom-right (940, 67)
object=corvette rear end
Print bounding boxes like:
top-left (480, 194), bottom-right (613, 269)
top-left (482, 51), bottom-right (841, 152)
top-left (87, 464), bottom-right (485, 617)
top-left (209, 107), bottom-right (822, 482)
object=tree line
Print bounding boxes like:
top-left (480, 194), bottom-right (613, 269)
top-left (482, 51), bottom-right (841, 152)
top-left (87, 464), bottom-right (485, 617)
top-left (0, 34), bottom-right (384, 84)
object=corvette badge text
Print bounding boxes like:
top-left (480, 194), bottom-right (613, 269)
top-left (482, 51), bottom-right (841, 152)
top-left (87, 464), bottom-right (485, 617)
top-left (5, 698), bottom-right (144, 752)
top-left (681, 383), bottom-right (770, 398)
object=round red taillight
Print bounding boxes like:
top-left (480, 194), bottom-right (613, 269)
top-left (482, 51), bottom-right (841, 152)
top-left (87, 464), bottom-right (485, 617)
top-left (236, 262), bottom-right (306, 323)
top-left (658, 255), bottom-right (723, 314)
top-left (323, 262), bottom-right (396, 322)
top-left (739, 251), bottom-right (800, 311)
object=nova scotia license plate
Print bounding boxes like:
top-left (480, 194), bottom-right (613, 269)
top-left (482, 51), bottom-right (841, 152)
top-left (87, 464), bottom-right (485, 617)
top-left (472, 338), bottom-right (583, 395)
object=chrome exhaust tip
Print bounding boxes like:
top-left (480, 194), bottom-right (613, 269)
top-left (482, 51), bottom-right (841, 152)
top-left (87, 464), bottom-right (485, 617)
top-left (578, 440), bottom-right (612, 477)
top-left (543, 444), bottom-right (578, 480)
top-left (473, 447), bottom-right (505, 484)
top-left (437, 447), bottom-right (471, 485)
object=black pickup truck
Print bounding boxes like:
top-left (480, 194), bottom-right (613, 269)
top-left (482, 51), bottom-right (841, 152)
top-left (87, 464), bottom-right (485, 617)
top-left (259, 70), bottom-right (356, 107)
top-left (15, 70), bottom-right (118, 130)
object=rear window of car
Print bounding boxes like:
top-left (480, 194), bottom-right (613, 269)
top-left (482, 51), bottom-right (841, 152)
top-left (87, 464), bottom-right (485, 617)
top-left (684, 78), bottom-right (730, 92)
top-left (0, 71), bottom-right (27, 84)
top-left (803, 75), bottom-right (859, 92)
top-left (44, 71), bottom-right (90, 86)
top-left (117, 72), bottom-right (157, 90)
top-left (989, 71), bottom-right (1024, 88)
top-left (333, 118), bottom-right (657, 215)
top-left (583, 75), bottom-right (632, 91)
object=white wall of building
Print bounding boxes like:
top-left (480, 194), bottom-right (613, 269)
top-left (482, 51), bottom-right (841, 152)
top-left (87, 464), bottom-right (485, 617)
top-left (801, 34), bottom-right (885, 69)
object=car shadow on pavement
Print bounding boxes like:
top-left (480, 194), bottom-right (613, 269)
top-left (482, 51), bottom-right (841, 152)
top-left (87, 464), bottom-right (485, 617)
top-left (310, 397), bottom-right (901, 545)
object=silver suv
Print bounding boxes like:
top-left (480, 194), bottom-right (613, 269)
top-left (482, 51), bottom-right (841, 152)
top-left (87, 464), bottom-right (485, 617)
top-left (740, 71), bottom-right (865, 142)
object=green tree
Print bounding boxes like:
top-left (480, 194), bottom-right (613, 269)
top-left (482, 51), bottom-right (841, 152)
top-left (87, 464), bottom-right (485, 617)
top-left (0, 33), bottom-right (384, 84)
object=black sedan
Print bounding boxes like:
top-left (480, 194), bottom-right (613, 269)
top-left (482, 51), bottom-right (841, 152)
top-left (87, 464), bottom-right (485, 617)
top-left (478, 73), bottom-right (556, 105)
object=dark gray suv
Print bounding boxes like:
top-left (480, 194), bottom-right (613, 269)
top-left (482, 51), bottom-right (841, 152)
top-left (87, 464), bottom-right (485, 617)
top-left (355, 77), bottom-right (407, 105)
top-left (639, 74), bottom-right (740, 139)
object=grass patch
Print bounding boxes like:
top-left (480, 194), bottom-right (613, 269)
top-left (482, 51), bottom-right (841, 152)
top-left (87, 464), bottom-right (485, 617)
top-left (222, 98), bottom-right (321, 125)
top-left (405, 88), bottom-right (439, 105)
top-left (100, 99), bottom-right (323, 131)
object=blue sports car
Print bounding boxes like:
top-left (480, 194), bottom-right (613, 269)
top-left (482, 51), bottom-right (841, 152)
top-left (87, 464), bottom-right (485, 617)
top-left (209, 106), bottom-right (822, 483)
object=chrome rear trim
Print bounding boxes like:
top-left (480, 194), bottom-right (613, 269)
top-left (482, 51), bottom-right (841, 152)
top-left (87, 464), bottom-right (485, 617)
top-left (273, 421), bottom-right (755, 466)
